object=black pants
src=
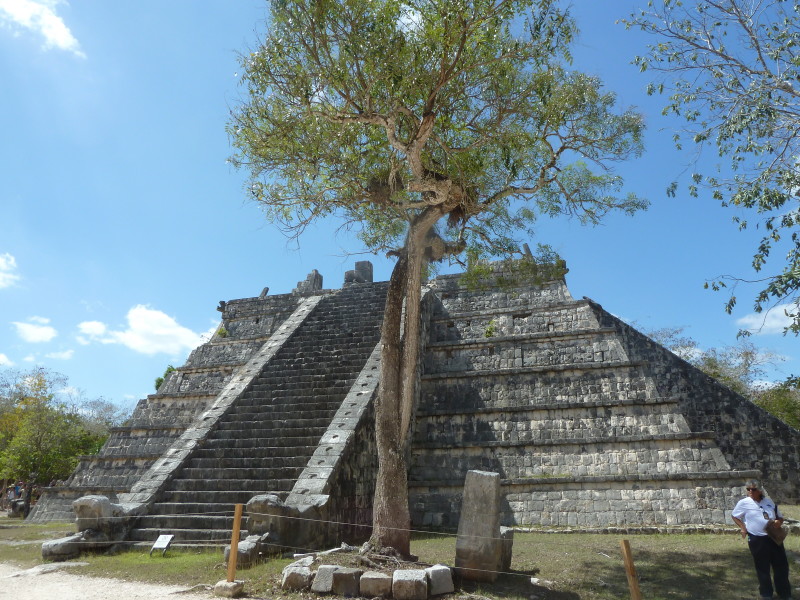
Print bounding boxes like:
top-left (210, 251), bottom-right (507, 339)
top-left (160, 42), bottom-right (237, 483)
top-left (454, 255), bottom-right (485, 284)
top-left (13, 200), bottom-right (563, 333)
top-left (748, 534), bottom-right (792, 599)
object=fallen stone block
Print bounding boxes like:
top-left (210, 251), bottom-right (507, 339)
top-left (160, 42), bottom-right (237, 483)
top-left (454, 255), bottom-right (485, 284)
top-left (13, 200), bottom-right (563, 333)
top-left (311, 564), bottom-right (339, 593)
top-left (331, 567), bottom-right (362, 597)
top-left (214, 580), bottom-right (244, 598)
top-left (426, 564), bottom-right (455, 596)
top-left (224, 534), bottom-right (262, 569)
top-left (360, 571), bottom-right (392, 597)
top-left (281, 565), bottom-right (315, 590)
top-left (41, 533), bottom-right (83, 561)
top-left (393, 569), bottom-right (428, 600)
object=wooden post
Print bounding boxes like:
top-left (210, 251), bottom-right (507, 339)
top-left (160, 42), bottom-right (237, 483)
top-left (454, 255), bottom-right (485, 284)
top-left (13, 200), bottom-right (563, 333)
top-left (620, 539), bottom-right (642, 600)
top-left (227, 503), bottom-right (244, 583)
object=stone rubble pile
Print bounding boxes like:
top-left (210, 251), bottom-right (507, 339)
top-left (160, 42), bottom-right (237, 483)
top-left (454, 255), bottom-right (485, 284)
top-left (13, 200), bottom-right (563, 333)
top-left (281, 557), bottom-right (455, 600)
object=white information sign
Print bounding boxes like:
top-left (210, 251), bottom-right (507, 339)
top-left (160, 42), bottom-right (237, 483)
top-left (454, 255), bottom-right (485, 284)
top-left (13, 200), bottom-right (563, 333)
top-left (149, 534), bottom-right (174, 557)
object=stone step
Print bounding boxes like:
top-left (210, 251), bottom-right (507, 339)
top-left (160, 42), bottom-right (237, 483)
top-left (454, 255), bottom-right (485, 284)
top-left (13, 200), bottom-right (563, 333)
top-left (218, 407), bottom-right (340, 420)
top-left (149, 501), bottom-right (253, 516)
top-left (186, 456), bottom-right (308, 470)
top-left (136, 514), bottom-right (238, 531)
top-left (191, 444), bottom-right (316, 458)
top-left (200, 437), bottom-right (322, 450)
top-left (210, 425), bottom-right (328, 439)
top-left (168, 478), bottom-right (297, 492)
top-left (177, 467), bottom-right (302, 480)
top-left (127, 527), bottom-right (245, 544)
top-left (215, 418), bottom-right (333, 431)
top-left (160, 490), bottom-right (287, 504)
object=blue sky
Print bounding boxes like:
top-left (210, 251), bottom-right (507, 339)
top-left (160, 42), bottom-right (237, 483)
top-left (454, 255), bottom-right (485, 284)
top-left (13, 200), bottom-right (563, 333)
top-left (0, 0), bottom-right (796, 411)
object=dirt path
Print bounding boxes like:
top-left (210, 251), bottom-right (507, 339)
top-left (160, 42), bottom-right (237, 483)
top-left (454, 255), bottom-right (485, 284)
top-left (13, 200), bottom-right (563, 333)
top-left (0, 562), bottom-right (215, 599)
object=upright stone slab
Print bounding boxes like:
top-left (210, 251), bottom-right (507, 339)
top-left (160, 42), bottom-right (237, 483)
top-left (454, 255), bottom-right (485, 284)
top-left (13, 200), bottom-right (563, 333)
top-left (455, 470), bottom-right (501, 582)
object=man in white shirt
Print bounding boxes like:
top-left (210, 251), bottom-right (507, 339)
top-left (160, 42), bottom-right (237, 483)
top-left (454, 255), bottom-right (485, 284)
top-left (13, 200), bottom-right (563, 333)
top-left (731, 479), bottom-right (792, 600)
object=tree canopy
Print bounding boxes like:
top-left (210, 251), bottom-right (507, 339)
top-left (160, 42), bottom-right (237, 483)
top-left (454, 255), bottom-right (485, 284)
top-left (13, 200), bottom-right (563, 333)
top-left (625, 0), bottom-right (800, 335)
top-left (229, 0), bottom-right (646, 262)
top-left (0, 367), bottom-right (126, 485)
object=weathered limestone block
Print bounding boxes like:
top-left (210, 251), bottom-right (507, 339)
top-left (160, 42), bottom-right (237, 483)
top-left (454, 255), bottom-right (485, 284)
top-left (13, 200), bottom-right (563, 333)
top-left (281, 565), bottom-right (315, 590)
top-left (331, 567), bottom-right (362, 597)
top-left (247, 493), bottom-right (328, 551)
top-left (294, 270), bottom-right (323, 294)
top-left (73, 495), bottom-right (143, 535)
top-left (42, 495), bottom-right (144, 560)
top-left (425, 564), bottom-right (455, 596)
top-left (311, 564), bottom-right (339, 593)
top-left (41, 533), bottom-right (83, 561)
top-left (213, 580), bottom-right (244, 598)
top-left (393, 569), bottom-right (428, 600)
top-left (224, 534), bottom-right (264, 569)
top-left (455, 470), bottom-right (502, 582)
top-left (360, 571), bottom-right (393, 597)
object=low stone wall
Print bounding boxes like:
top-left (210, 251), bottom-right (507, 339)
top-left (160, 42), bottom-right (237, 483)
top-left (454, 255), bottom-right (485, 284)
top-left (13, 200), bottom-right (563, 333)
top-left (410, 473), bottom-right (754, 528)
top-left (429, 300), bottom-right (596, 341)
top-left (422, 364), bottom-right (650, 412)
top-left (414, 403), bottom-right (692, 445)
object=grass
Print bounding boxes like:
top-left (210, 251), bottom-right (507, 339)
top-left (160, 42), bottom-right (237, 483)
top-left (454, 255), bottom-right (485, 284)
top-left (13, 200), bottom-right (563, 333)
top-left (0, 514), bottom-right (798, 599)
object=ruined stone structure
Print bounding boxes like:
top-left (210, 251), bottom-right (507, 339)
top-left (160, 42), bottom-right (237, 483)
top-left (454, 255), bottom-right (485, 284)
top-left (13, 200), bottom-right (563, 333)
top-left (30, 261), bottom-right (800, 548)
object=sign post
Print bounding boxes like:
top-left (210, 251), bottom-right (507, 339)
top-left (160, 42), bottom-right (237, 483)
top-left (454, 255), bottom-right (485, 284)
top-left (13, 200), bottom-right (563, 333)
top-left (620, 539), bottom-right (642, 600)
top-left (227, 503), bottom-right (244, 583)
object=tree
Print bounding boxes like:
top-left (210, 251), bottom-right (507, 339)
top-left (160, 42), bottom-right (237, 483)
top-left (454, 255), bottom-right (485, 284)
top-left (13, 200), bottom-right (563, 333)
top-left (229, 0), bottom-right (646, 554)
top-left (154, 364), bottom-right (175, 391)
top-left (0, 367), bottom-right (125, 485)
top-left (625, 0), bottom-right (800, 335)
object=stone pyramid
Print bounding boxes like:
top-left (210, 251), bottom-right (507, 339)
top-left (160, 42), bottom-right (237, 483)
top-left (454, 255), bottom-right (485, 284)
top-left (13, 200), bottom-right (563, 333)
top-left (30, 262), bottom-right (800, 548)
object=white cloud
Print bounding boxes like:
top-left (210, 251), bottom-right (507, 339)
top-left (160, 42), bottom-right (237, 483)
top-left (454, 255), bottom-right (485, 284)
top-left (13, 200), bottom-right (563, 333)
top-left (45, 349), bottom-right (73, 360)
top-left (0, 0), bottom-right (85, 58)
top-left (736, 303), bottom-right (797, 335)
top-left (0, 353), bottom-right (13, 366)
top-left (12, 316), bottom-right (57, 342)
top-left (76, 320), bottom-right (106, 345)
top-left (79, 305), bottom-right (206, 356)
top-left (0, 253), bottom-right (20, 289)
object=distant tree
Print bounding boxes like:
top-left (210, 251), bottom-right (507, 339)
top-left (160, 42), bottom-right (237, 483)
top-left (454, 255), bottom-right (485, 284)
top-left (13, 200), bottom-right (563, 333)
top-left (0, 367), bottom-right (125, 485)
top-left (230, 0), bottom-right (646, 554)
top-left (626, 1), bottom-right (800, 334)
top-left (154, 364), bottom-right (176, 392)
top-left (754, 384), bottom-right (800, 429)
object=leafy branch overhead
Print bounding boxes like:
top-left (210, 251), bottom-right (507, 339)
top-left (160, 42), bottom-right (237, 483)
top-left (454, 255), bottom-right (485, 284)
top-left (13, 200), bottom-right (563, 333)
top-left (229, 0), bottom-right (646, 263)
top-left (625, 0), bottom-right (800, 334)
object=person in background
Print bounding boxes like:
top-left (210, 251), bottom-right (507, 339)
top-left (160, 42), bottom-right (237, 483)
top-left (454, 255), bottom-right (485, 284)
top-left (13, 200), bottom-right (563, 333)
top-left (732, 479), bottom-right (792, 600)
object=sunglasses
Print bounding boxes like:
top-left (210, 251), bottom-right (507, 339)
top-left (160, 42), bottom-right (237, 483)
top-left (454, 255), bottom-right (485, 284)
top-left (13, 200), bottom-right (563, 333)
top-left (746, 487), bottom-right (760, 492)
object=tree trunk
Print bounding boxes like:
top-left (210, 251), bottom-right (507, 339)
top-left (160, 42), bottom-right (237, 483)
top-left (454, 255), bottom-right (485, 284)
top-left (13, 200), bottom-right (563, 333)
top-left (371, 208), bottom-right (442, 556)
top-left (371, 252), bottom-right (411, 554)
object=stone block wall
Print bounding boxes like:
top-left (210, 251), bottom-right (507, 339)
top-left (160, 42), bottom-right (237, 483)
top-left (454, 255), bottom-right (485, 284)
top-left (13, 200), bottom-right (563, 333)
top-left (603, 306), bottom-right (800, 502)
top-left (409, 267), bottom-right (759, 530)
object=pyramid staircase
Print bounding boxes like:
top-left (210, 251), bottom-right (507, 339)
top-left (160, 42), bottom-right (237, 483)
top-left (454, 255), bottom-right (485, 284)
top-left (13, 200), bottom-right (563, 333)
top-left (126, 282), bottom-right (388, 545)
top-left (408, 274), bottom-right (758, 529)
top-left (28, 295), bottom-right (301, 523)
